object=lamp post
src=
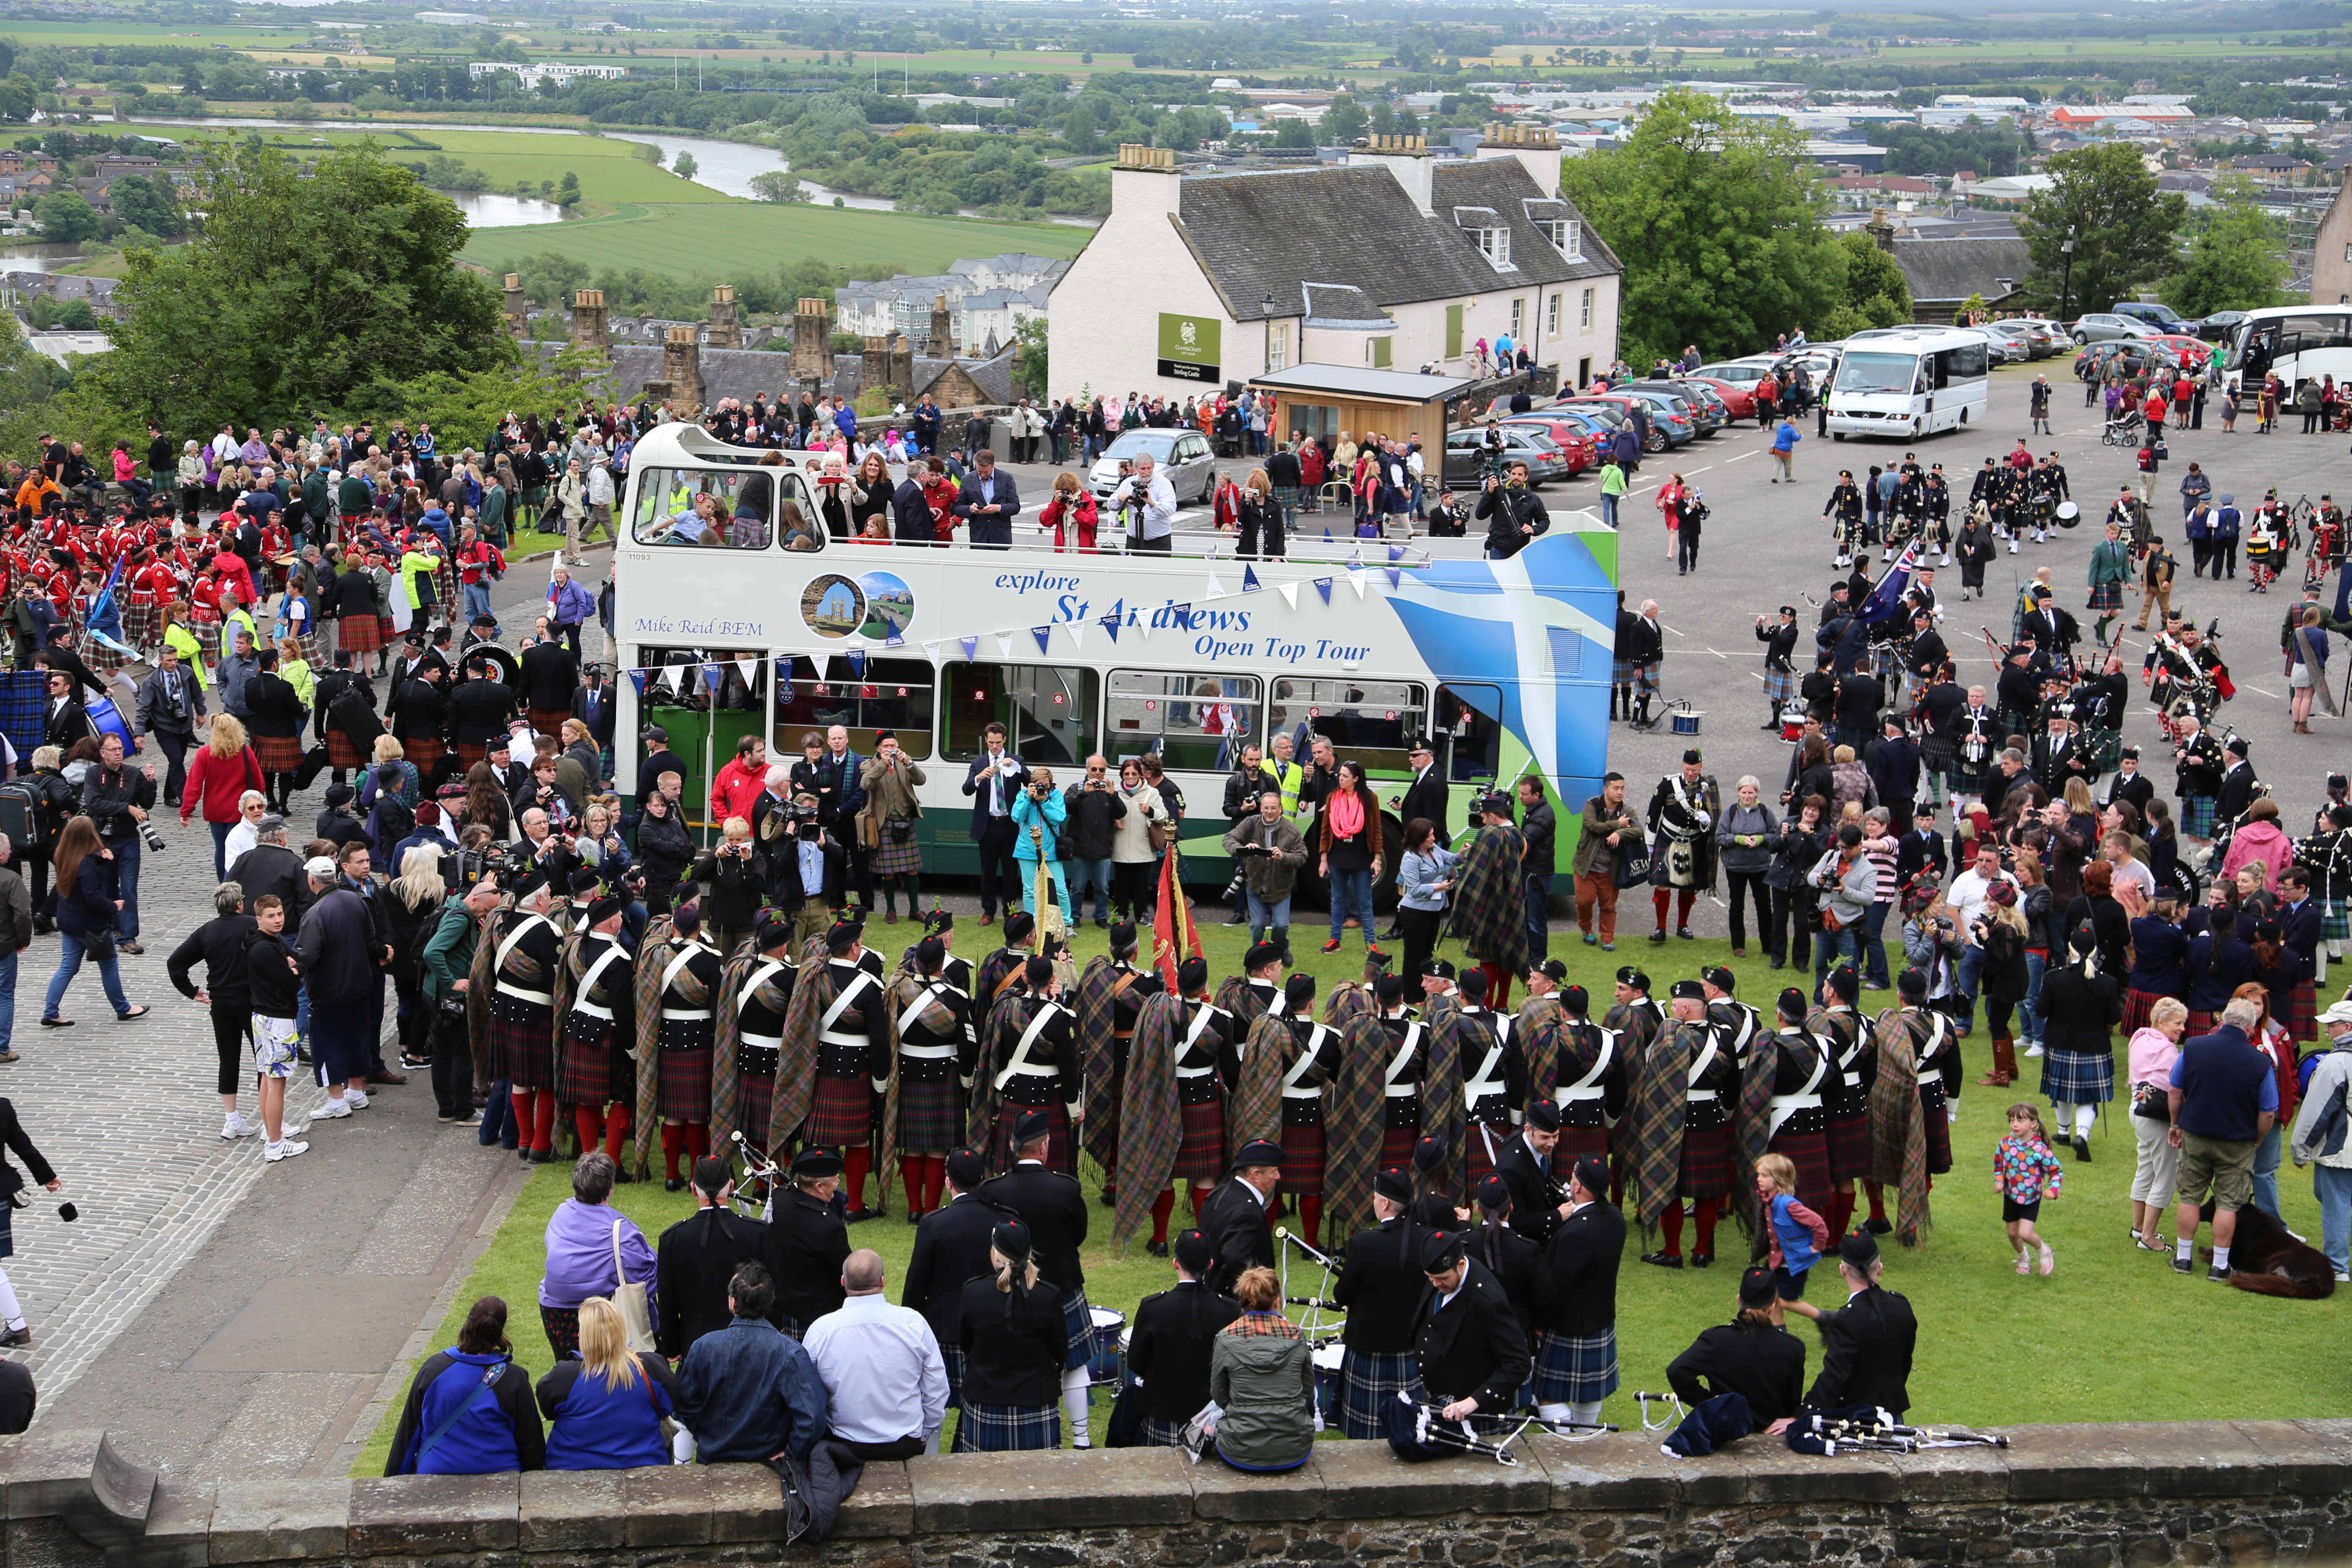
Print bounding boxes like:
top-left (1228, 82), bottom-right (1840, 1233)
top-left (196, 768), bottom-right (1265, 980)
top-left (2057, 230), bottom-right (2078, 328)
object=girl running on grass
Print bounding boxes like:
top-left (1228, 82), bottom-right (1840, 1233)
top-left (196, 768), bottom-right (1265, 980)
top-left (1754, 1153), bottom-right (1831, 1302)
top-left (1994, 1102), bottom-right (2065, 1277)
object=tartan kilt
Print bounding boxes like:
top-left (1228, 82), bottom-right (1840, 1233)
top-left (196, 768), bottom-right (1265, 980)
top-left (452, 741), bottom-right (487, 774)
top-left (406, 736), bottom-right (448, 779)
top-left (2180, 795), bottom-right (2217, 838)
top-left (1060, 1286), bottom-right (1093, 1373)
top-left (557, 1015), bottom-right (626, 1106)
top-left (491, 997), bottom-right (555, 1093)
top-left (2039, 1047), bottom-right (2114, 1106)
top-left (1611, 655), bottom-right (1635, 686)
top-left (897, 1077), bottom-right (964, 1154)
top-left (1826, 1112), bottom-right (1871, 1183)
top-left (528, 707), bottom-right (569, 740)
top-left (194, 619), bottom-right (222, 665)
top-left (337, 612), bottom-right (383, 654)
top-left (1466, 1118), bottom-right (1509, 1190)
top-left (2324, 899), bottom-right (2351, 943)
top-left (659, 1044), bottom-right (715, 1122)
top-left (122, 596), bottom-right (161, 650)
top-left (2088, 582), bottom-right (2123, 614)
top-left (1175, 1096), bottom-right (1227, 1181)
top-left (1920, 734), bottom-right (1957, 770)
top-left (995, 1101), bottom-right (1075, 1176)
top-left (738, 1067), bottom-right (774, 1145)
top-left (1921, 1087), bottom-right (1954, 1174)
top-left (808, 1071), bottom-right (872, 1148)
top-left (2285, 980), bottom-right (2318, 1042)
top-left (1532, 1328), bottom-right (1620, 1406)
top-left (1280, 1118), bottom-right (1325, 1196)
top-left (958, 1403), bottom-right (1060, 1452)
top-left (2121, 988), bottom-right (2168, 1039)
top-left (1761, 665), bottom-right (1796, 705)
top-left (1767, 1128), bottom-right (1834, 1209)
top-left (377, 615), bottom-right (396, 646)
top-left (1338, 1348), bottom-right (1420, 1440)
top-left (2185, 1010), bottom-right (2217, 1039)
top-left (249, 733), bottom-right (306, 773)
top-left (1556, 1123), bottom-right (1609, 1161)
top-left (1676, 1121), bottom-right (1736, 1199)
top-left (1633, 662), bottom-right (1662, 700)
top-left (1379, 1124), bottom-right (1420, 1171)
top-left (1136, 1414), bottom-right (1189, 1449)
top-left (326, 727), bottom-right (370, 770)
top-left (870, 830), bottom-right (923, 877)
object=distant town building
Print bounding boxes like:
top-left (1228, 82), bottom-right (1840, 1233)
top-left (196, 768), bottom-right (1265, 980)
top-left (413, 11), bottom-right (489, 23)
top-left (466, 61), bottom-right (629, 90)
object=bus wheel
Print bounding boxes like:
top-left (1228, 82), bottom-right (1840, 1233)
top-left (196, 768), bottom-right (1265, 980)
top-left (1832, 432), bottom-right (1846, 441)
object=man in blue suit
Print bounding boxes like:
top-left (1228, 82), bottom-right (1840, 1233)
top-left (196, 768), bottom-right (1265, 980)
top-left (961, 720), bottom-right (1028, 925)
top-left (953, 450), bottom-right (1022, 548)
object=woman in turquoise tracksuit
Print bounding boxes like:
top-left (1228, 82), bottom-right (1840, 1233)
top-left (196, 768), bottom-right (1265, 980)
top-left (1011, 764), bottom-right (1071, 920)
top-left (386, 1296), bottom-right (545, 1476)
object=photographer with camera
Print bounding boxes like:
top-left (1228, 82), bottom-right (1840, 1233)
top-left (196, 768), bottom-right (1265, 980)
top-left (1011, 765), bottom-right (1070, 922)
top-left (779, 790), bottom-right (845, 952)
top-left (1064, 754), bottom-right (1127, 929)
top-left (692, 816), bottom-right (767, 959)
top-left (78, 732), bottom-right (158, 956)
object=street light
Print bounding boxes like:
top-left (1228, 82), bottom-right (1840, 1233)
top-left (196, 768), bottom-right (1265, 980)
top-left (2058, 229), bottom-right (2077, 326)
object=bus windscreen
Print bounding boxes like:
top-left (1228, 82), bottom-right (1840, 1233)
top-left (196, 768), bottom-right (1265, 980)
top-left (1834, 352), bottom-right (1919, 396)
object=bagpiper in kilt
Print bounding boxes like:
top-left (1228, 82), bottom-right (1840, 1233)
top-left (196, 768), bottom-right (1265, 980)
top-left (1329, 1167), bottom-right (1427, 1439)
top-left (1170, 957), bottom-right (1239, 1206)
top-left (1552, 989), bottom-right (1623, 1162)
top-left (1628, 988), bottom-right (1740, 1267)
top-left (1376, 986), bottom-right (1426, 1172)
top-left (644, 904), bottom-right (724, 1189)
top-left (2298, 813), bottom-right (2352, 961)
top-left (715, 913), bottom-right (796, 1162)
top-left (1076, 924), bottom-right (1159, 1207)
top-left (891, 937), bottom-right (976, 1219)
top-left (1275, 972), bottom-right (1345, 1248)
top-left (1883, 989), bottom-right (1959, 1177)
top-left (1602, 968), bottom-right (1664, 1202)
top-left (2173, 717), bottom-right (2225, 840)
top-left (1950, 696), bottom-right (1999, 803)
top-left (1807, 968), bottom-right (1877, 1239)
top-left (1452, 972), bottom-right (1525, 1192)
top-left (1761, 992), bottom-right (1835, 1213)
top-left (989, 955), bottom-right (1083, 1178)
top-left (556, 896), bottom-right (636, 1167)
top-left (805, 919), bottom-right (891, 1218)
top-left (488, 883), bottom-right (563, 1161)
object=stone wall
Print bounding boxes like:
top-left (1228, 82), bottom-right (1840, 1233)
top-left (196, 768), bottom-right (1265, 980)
top-left (5, 1420), bottom-right (2349, 1568)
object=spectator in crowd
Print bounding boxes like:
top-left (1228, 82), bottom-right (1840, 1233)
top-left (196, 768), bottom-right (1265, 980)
top-left (628, 787), bottom-right (692, 915)
top-left (180, 714), bottom-right (266, 879)
top-left (801, 1249), bottom-right (948, 1461)
top-left (2291, 1000), bottom-right (2352, 1283)
top-left (535, 1296), bottom-right (680, 1472)
top-left (2127, 997), bottom-right (2190, 1253)
top-left (1010, 764), bottom-right (1069, 920)
top-left (675, 1262), bottom-right (829, 1465)
top-left (40, 816), bottom-right (145, 1029)
top-left (164, 882), bottom-right (260, 1138)
top-left (1062, 755), bottom-right (1126, 929)
top-left (1394, 816), bottom-right (1455, 983)
top-left (0, 839), bottom-right (24, 1067)
top-left (1715, 777), bottom-right (1775, 962)
top-left (1223, 787), bottom-right (1307, 961)
top-left (1317, 760), bottom-right (1383, 956)
top-left (1573, 772), bottom-right (1642, 953)
top-left (1108, 756), bottom-right (1167, 923)
top-left (539, 1152), bottom-right (658, 1361)
top-left (1207, 1263), bottom-right (1314, 1472)
top-left (2169, 997), bottom-right (2278, 1281)
top-left (386, 1295), bottom-right (545, 1476)
top-left (859, 731), bottom-right (926, 924)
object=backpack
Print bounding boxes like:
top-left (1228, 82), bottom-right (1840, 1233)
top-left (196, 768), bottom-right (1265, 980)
top-left (0, 780), bottom-right (46, 855)
top-left (366, 793), bottom-right (415, 858)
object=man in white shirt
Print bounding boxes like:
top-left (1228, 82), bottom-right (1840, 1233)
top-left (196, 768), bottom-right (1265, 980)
top-left (1112, 453), bottom-right (1178, 553)
top-left (1945, 844), bottom-right (2019, 1035)
top-left (800, 1248), bottom-right (948, 1461)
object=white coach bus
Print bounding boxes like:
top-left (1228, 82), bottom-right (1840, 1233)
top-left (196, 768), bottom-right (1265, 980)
top-left (1825, 327), bottom-right (1991, 441)
top-left (606, 423), bottom-right (1622, 901)
top-left (2222, 306), bottom-right (2352, 395)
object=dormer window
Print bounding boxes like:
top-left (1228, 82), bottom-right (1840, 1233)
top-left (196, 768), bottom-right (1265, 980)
top-left (1546, 219), bottom-right (1581, 259)
top-left (1478, 226), bottom-right (1512, 268)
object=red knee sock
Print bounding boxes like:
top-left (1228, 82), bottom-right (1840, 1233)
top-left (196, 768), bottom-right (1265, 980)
top-left (684, 1124), bottom-right (708, 1161)
top-left (1150, 1188), bottom-right (1176, 1243)
top-left (1830, 1187), bottom-right (1854, 1239)
top-left (1865, 1182), bottom-right (1887, 1224)
top-left (1298, 1195), bottom-right (1323, 1250)
top-left (1660, 1204), bottom-right (1684, 1256)
top-left (524, 1092), bottom-right (555, 1154)
top-left (922, 1155), bottom-right (947, 1214)
top-left (1653, 889), bottom-right (1671, 932)
top-left (574, 1107), bottom-right (602, 1157)
top-left (603, 1105), bottom-right (630, 1164)
top-left (1695, 1203), bottom-right (1718, 1258)
top-left (662, 1122), bottom-right (683, 1181)
top-left (1191, 1182), bottom-right (1216, 1221)
top-left (904, 1158), bottom-right (927, 1218)
top-left (845, 1145), bottom-right (870, 1211)
top-left (1678, 889), bottom-right (1698, 926)
top-left (510, 1087), bottom-right (534, 1144)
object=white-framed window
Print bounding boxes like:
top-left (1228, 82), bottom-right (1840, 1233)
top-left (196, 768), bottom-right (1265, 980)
top-left (1477, 226), bottom-right (1512, 268)
top-left (1547, 294), bottom-right (1562, 337)
top-left (1547, 218), bottom-right (1582, 259)
top-left (1509, 298), bottom-right (1524, 339)
top-left (1268, 322), bottom-right (1289, 373)
top-left (1580, 287), bottom-right (1595, 331)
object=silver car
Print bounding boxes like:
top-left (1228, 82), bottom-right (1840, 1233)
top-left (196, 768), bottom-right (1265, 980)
top-left (1985, 320), bottom-right (2053, 359)
top-left (2069, 312), bottom-right (2158, 346)
top-left (1087, 428), bottom-right (1216, 504)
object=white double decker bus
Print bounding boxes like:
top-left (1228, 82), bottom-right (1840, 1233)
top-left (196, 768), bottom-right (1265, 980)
top-left (607, 424), bottom-right (1622, 902)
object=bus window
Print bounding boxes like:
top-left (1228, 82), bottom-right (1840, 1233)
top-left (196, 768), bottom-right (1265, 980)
top-left (1269, 676), bottom-right (1425, 778)
top-left (776, 470), bottom-right (823, 553)
top-left (1106, 671), bottom-right (1261, 773)
top-left (1435, 683), bottom-right (1503, 782)
top-left (774, 655), bottom-right (934, 760)
top-left (630, 465), bottom-right (797, 550)
top-left (633, 643), bottom-right (766, 825)
top-left (946, 663), bottom-right (1100, 769)
top-left (1831, 352), bottom-right (1917, 396)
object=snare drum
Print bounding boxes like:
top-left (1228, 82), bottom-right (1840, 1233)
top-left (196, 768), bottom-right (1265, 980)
top-left (1087, 1306), bottom-right (1126, 1385)
top-left (1311, 1343), bottom-right (1344, 1427)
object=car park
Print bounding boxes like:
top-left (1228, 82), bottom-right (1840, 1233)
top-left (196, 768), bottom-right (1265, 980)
top-left (1618, 383), bottom-right (1717, 439)
top-left (1441, 424), bottom-right (1575, 487)
top-left (1986, 319), bottom-right (2057, 359)
top-left (1564, 393), bottom-right (1693, 450)
top-left (2113, 300), bottom-right (2202, 338)
top-left (1676, 375), bottom-right (1757, 420)
top-left (2068, 312), bottom-right (2159, 345)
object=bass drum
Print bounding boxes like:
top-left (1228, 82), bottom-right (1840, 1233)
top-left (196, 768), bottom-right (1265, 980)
top-left (2055, 502), bottom-right (2082, 530)
top-left (84, 695), bottom-right (133, 752)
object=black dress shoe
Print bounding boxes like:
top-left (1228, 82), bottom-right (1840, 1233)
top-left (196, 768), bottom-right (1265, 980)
top-left (845, 1208), bottom-right (878, 1224)
top-left (1145, 1240), bottom-right (1170, 1258)
top-left (1639, 1251), bottom-right (1683, 1269)
top-left (0, 1327), bottom-right (30, 1348)
top-left (613, 1167), bottom-right (634, 1184)
top-left (665, 1177), bottom-right (687, 1192)
top-left (1691, 1252), bottom-right (1714, 1268)
top-left (1865, 1217), bottom-right (1893, 1235)
top-left (2073, 1133), bottom-right (2091, 1163)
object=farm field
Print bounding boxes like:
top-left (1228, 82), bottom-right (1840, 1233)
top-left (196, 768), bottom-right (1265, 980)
top-left (460, 199), bottom-right (1090, 278)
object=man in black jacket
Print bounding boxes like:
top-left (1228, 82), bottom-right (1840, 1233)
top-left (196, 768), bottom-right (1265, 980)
top-left (1195, 1138), bottom-right (1281, 1283)
top-left (228, 818), bottom-right (314, 934)
top-left (1124, 1228), bottom-right (1242, 1447)
top-left (2212, 736), bottom-right (2259, 829)
top-left (901, 1146), bottom-right (1008, 1438)
top-left (654, 1156), bottom-right (785, 1360)
top-left (1666, 1265), bottom-right (1808, 1429)
top-left (1785, 1229), bottom-right (1917, 1422)
top-left (978, 1109), bottom-right (1094, 1445)
top-left (1063, 756), bottom-right (1126, 928)
top-left (769, 1146), bottom-right (853, 1338)
top-left (1534, 1156), bottom-right (1623, 1428)
top-left (1475, 463), bottom-right (1548, 560)
top-left (1391, 1229), bottom-right (1532, 1457)
top-left (1330, 1167), bottom-right (1429, 1439)
top-left (518, 636), bottom-right (579, 740)
top-left (1494, 1101), bottom-right (1571, 1246)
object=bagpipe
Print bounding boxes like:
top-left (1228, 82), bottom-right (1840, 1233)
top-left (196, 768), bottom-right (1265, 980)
top-left (1386, 1393), bottom-right (1549, 1465)
top-left (1788, 1408), bottom-right (2009, 1457)
top-left (1275, 1227), bottom-right (1346, 1345)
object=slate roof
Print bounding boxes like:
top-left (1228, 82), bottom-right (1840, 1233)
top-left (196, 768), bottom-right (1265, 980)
top-left (1300, 282), bottom-right (1393, 327)
top-left (1171, 157), bottom-right (1619, 324)
top-left (1888, 236), bottom-right (2030, 306)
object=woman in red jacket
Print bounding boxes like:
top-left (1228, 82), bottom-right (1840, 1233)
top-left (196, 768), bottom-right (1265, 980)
top-left (179, 714), bottom-right (265, 880)
top-left (1038, 473), bottom-right (1098, 553)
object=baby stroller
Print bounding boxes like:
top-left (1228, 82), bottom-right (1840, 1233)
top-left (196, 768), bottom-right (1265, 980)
top-left (2100, 403), bottom-right (2143, 447)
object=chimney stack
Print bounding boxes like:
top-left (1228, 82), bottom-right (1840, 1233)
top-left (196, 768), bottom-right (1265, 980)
top-left (707, 283), bottom-right (740, 349)
top-left (662, 324), bottom-right (704, 412)
top-left (1474, 121), bottom-right (1564, 199)
top-left (570, 288), bottom-right (609, 351)
top-left (929, 294), bottom-right (954, 358)
top-left (1347, 132), bottom-right (1434, 216)
top-left (1866, 207), bottom-right (1896, 253)
top-left (790, 296), bottom-right (833, 386)
top-left (502, 273), bottom-right (528, 339)
top-left (1110, 142), bottom-right (1182, 223)
top-left (861, 334), bottom-right (889, 402)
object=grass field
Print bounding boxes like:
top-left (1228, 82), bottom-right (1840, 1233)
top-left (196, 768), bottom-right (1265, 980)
top-left (459, 200), bottom-right (1090, 279)
top-left (1, 20), bottom-right (313, 46)
top-left (168, 125), bottom-right (726, 206)
top-left (350, 916), bottom-right (2350, 1476)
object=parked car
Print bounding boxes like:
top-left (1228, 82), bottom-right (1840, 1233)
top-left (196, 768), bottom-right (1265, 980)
top-left (1087, 428), bottom-right (1216, 503)
top-left (1954, 325), bottom-right (2024, 366)
top-left (1669, 379), bottom-right (1734, 429)
top-left (1494, 414), bottom-right (1596, 476)
top-left (1692, 358), bottom-right (1775, 387)
top-left (1562, 393), bottom-right (1692, 451)
top-left (1441, 425), bottom-right (1574, 487)
top-left (1617, 383), bottom-right (1717, 438)
top-left (2112, 300), bottom-right (2203, 338)
top-left (2068, 312), bottom-right (2159, 346)
top-left (1675, 375), bottom-right (1757, 420)
top-left (2199, 309), bottom-right (2250, 344)
top-left (1986, 320), bottom-right (2056, 359)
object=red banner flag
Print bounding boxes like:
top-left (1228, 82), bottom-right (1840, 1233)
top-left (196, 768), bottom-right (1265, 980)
top-left (1150, 841), bottom-right (1197, 989)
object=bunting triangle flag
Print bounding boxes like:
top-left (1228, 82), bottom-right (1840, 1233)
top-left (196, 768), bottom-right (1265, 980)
top-left (1204, 574), bottom-right (1227, 600)
top-left (1031, 625), bottom-right (1052, 655)
top-left (657, 664), bottom-right (680, 696)
top-left (847, 649), bottom-right (867, 678)
top-left (923, 640), bottom-right (941, 662)
top-left (885, 629), bottom-right (905, 647)
top-left (1277, 581), bottom-right (1299, 609)
top-left (1065, 618), bottom-right (1086, 653)
top-left (993, 632), bottom-right (1014, 658)
top-left (1347, 570), bottom-right (1368, 600)
top-left (1099, 609), bottom-right (1122, 644)
top-left (1242, 565), bottom-right (1262, 593)
top-left (701, 662), bottom-right (723, 693)
top-left (627, 668), bottom-right (647, 699)
top-left (1322, 526), bottom-right (1332, 542)
top-left (1314, 577), bottom-right (1333, 606)
top-left (734, 656), bottom-right (758, 690)
top-left (1387, 543), bottom-right (1406, 563)
top-left (1133, 612), bottom-right (1152, 640)
top-left (959, 636), bottom-right (979, 663)
top-left (1384, 567), bottom-right (1401, 590)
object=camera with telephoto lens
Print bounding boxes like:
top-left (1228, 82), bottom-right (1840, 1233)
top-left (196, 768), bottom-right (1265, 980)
top-left (140, 819), bottom-right (167, 853)
top-left (786, 797), bottom-right (821, 841)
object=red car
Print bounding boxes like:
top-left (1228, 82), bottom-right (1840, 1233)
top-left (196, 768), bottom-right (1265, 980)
top-left (1496, 415), bottom-right (1596, 477)
top-left (1675, 375), bottom-right (1757, 421)
top-left (2144, 334), bottom-right (2213, 371)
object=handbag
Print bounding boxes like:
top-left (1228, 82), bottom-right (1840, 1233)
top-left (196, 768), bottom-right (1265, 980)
top-left (1614, 842), bottom-right (1651, 888)
top-left (2130, 1080), bottom-right (2170, 1123)
top-left (1147, 815), bottom-right (1171, 854)
top-left (609, 1218), bottom-right (656, 1353)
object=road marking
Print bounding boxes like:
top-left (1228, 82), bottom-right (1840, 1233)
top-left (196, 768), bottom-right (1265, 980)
top-left (1727, 449), bottom-right (1758, 462)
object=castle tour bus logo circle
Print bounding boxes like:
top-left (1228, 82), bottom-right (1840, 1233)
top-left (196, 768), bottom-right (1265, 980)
top-left (801, 574), bottom-right (867, 640)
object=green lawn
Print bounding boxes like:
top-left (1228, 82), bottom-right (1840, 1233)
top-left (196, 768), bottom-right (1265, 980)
top-left (173, 126), bottom-right (724, 206)
top-left (352, 918), bottom-right (2349, 1477)
top-left (460, 200), bottom-right (1090, 279)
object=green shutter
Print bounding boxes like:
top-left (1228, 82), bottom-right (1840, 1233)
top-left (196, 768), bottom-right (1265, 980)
top-left (1445, 304), bottom-right (1463, 360)
top-left (1373, 336), bottom-right (1392, 369)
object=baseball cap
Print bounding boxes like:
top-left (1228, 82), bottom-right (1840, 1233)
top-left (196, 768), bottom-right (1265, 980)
top-left (302, 856), bottom-right (339, 881)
